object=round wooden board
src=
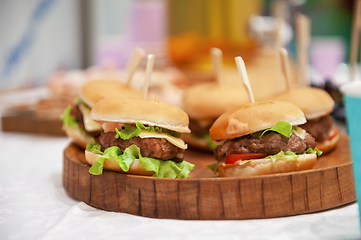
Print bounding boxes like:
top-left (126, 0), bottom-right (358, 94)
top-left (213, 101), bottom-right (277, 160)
top-left (62, 133), bottom-right (356, 220)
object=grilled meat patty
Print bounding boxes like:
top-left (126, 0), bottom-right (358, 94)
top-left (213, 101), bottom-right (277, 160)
top-left (214, 131), bottom-right (317, 162)
top-left (93, 131), bottom-right (184, 162)
top-left (300, 115), bottom-right (333, 142)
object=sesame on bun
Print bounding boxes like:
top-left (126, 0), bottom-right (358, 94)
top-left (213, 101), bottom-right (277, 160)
top-left (85, 97), bottom-right (194, 178)
top-left (208, 101), bottom-right (321, 177)
top-left (273, 87), bottom-right (338, 154)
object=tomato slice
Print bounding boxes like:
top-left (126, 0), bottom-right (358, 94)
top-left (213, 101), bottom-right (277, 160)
top-left (328, 127), bottom-right (339, 140)
top-left (225, 153), bottom-right (269, 164)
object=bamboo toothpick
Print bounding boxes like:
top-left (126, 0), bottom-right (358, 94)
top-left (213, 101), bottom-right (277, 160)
top-left (349, 0), bottom-right (361, 82)
top-left (143, 54), bottom-right (154, 100)
top-left (211, 47), bottom-right (224, 86)
top-left (280, 48), bottom-right (292, 91)
top-left (295, 13), bottom-right (311, 86)
top-left (125, 47), bottom-right (145, 86)
top-left (235, 56), bottom-right (254, 103)
top-left (274, 17), bottom-right (283, 50)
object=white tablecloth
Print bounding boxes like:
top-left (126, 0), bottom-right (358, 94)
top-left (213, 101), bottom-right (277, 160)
top-left (0, 131), bottom-right (360, 240)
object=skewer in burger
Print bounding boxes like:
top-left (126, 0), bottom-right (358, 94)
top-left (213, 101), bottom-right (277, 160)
top-left (85, 97), bottom-right (195, 178)
top-left (208, 56), bottom-right (321, 177)
top-left (208, 100), bottom-right (322, 177)
top-left (273, 86), bottom-right (338, 154)
top-left (60, 79), bottom-right (142, 149)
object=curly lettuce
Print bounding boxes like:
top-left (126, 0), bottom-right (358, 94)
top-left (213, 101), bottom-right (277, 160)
top-left (115, 122), bottom-right (181, 140)
top-left (86, 142), bottom-right (194, 178)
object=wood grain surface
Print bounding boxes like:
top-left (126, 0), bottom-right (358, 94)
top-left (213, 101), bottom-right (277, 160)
top-left (62, 133), bottom-right (355, 220)
top-left (1, 111), bottom-right (65, 136)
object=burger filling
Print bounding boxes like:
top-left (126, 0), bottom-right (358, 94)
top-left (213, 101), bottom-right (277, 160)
top-left (93, 132), bottom-right (185, 162)
top-left (188, 118), bottom-right (218, 149)
top-left (86, 122), bottom-right (194, 178)
top-left (60, 99), bottom-right (102, 135)
top-left (214, 130), bottom-right (317, 162)
top-left (211, 121), bottom-right (322, 168)
top-left (300, 115), bottom-right (334, 142)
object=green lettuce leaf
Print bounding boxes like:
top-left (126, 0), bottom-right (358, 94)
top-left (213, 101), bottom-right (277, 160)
top-left (207, 147), bottom-right (322, 175)
top-left (258, 121), bottom-right (295, 138)
top-left (86, 139), bottom-right (103, 154)
top-left (114, 122), bottom-right (181, 140)
top-left (88, 144), bottom-right (194, 178)
top-left (115, 125), bottom-right (141, 140)
top-left (74, 96), bottom-right (82, 104)
top-left (205, 133), bottom-right (218, 150)
top-left (60, 106), bottom-right (78, 126)
top-left (207, 162), bottom-right (218, 174)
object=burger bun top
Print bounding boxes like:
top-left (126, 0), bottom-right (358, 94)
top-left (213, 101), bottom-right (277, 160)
top-left (91, 97), bottom-right (191, 133)
top-left (209, 100), bottom-right (306, 141)
top-left (272, 87), bottom-right (334, 120)
top-left (182, 82), bottom-right (249, 119)
top-left (80, 79), bottom-right (142, 108)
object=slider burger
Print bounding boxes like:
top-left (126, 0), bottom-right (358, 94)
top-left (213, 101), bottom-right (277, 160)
top-left (208, 101), bottom-right (322, 177)
top-left (182, 82), bottom-right (249, 151)
top-left (85, 97), bottom-right (195, 178)
top-left (273, 87), bottom-right (338, 154)
top-left (60, 80), bottom-right (142, 149)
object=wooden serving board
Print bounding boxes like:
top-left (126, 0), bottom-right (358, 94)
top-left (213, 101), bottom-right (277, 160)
top-left (62, 133), bottom-right (355, 220)
top-left (2, 112), bottom-right (65, 136)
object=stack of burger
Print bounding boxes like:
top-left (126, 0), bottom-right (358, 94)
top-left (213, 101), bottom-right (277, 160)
top-left (61, 79), bottom-right (142, 149)
top-left (85, 97), bottom-right (195, 178)
top-left (182, 82), bottom-right (249, 151)
top-left (272, 86), bottom-right (338, 154)
top-left (208, 100), bottom-right (322, 177)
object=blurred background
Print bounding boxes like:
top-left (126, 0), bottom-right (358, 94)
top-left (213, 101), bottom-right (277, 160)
top-left (0, 0), bottom-right (355, 90)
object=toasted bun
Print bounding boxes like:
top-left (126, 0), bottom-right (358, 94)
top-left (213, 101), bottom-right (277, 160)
top-left (85, 151), bottom-right (154, 176)
top-left (80, 80), bottom-right (142, 108)
top-left (91, 97), bottom-right (191, 133)
top-left (209, 101), bottom-right (306, 141)
top-left (217, 153), bottom-right (317, 177)
top-left (62, 125), bottom-right (92, 149)
top-left (273, 87), bottom-right (334, 120)
top-left (182, 82), bottom-right (249, 119)
top-left (181, 133), bottom-right (213, 151)
top-left (317, 127), bottom-right (339, 154)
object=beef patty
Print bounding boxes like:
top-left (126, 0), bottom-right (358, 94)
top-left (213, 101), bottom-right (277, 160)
top-left (94, 131), bottom-right (184, 162)
top-left (300, 115), bottom-right (334, 142)
top-left (188, 118), bottom-right (216, 136)
top-left (214, 131), bottom-right (317, 161)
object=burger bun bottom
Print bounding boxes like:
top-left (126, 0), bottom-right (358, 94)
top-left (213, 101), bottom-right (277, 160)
top-left (316, 127), bottom-right (339, 154)
top-left (85, 151), bottom-right (155, 176)
top-left (217, 153), bottom-right (317, 177)
top-left (63, 125), bottom-right (92, 149)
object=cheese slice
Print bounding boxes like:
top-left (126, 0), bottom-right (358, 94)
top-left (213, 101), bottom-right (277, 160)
top-left (293, 127), bottom-right (306, 139)
top-left (79, 103), bottom-right (102, 132)
top-left (139, 130), bottom-right (187, 149)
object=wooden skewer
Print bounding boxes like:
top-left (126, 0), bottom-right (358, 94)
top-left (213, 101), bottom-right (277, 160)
top-left (349, 0), bottom-right (361, 82)
top-left (295, 13), bottom-right (311, 86)
top-left (280, 48), bottom-right (292, 91)
top-left (143, 54), bottom-right (155, 100)
top-left (125, 47), bottom-right (145, 86)
top-left (274, 17), bottom-right (283, 50)
top-left (211, 47), bottom-right (224, 86)
top-left (235, 56), bottom-right (254, 103)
